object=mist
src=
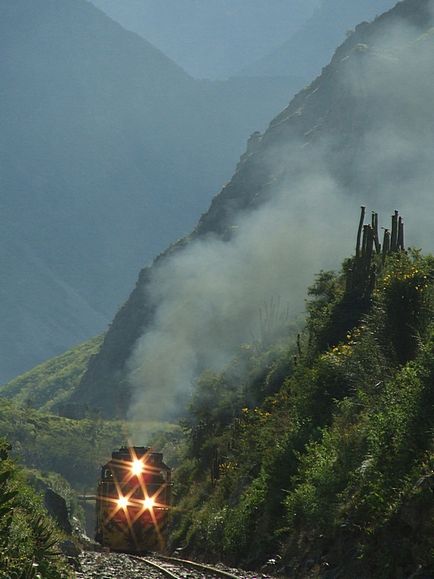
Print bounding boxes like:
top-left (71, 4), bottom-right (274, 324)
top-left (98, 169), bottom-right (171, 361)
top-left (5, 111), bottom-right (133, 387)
top-left (127, 163), bottom-right (356, 421)
top-left (127, 1), bottom-right (434, 423)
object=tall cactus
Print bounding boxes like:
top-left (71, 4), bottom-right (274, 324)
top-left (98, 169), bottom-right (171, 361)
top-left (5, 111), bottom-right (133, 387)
top-left (372, 212), bottom-right (381, 254)
top-left (366, 224), bottom-right (374, 263)
top-left (361, 224), bottom-right (368, 258)
top-left (351, 208), bottom-right (406, 296)
top-left (398, 217), bottom-right (405, 251)
top-left (391, 210), bottom-right (399, 252)
top-left (382, 228), bottom-right (391, 261)
top-left (356, 206), bottom-right (366, 258)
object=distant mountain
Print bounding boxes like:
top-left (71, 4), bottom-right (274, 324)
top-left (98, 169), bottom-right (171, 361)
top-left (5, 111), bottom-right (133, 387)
top-left (0, 0), bottom-right (300, 381)
top-left (89, 0), bottom-right (319, 79)
top-left (70, 0), bottom-right (434, 417)
top-left (241, 0), bottom-right (397, 81)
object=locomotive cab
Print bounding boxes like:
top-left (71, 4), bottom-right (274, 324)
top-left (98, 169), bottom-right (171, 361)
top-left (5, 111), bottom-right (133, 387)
top-left (95, 446), bottom-right (171, 553)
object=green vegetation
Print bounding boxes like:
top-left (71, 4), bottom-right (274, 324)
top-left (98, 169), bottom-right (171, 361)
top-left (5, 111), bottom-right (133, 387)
top-left (0, 351), bottom-right (179, 575)
top-left (171, 218), bottom-right (434, 577)
top-left (0, 397), bottom-right (177, 489)
top-left (2, 205), bottom-right (433, 577)
top-left (0, 336), bottom-right (103, 413)
top-left (0, 330), bottom-right (180, 575)
top-left (0, 439), bottom-right (70, 578)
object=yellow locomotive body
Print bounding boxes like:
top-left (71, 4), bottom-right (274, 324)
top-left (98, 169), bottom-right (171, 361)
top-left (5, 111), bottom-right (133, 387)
top-left (95, 446), bottom-right (171, 553)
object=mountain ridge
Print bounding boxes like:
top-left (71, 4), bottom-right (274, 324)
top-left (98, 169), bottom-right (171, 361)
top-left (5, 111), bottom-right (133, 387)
top-left (89, 0), bottom-right (319, 79)
top-left (240, 0), bottom-right (397, 79)
top-left (71, 0), bottom-right (434, 417)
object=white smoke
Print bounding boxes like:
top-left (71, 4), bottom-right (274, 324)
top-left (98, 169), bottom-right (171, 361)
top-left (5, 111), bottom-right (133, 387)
top-left (127, 171), bottom-right (355, 420)
top-left (127, 2), bottom-right (434, 422)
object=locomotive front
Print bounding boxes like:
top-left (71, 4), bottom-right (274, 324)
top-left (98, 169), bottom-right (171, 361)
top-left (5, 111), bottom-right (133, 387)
top-left (95, 446), bottom-right (171, 553)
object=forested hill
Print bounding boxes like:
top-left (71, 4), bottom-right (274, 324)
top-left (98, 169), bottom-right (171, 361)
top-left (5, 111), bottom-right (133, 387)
top-left (70, 0), bottom-right (434, 417)
top-left (0, 0), bottom-right (297, 382)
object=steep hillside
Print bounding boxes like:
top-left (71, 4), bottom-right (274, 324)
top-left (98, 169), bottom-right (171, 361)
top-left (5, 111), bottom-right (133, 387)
top-left (171, 230), bottom-right (434, 577)
top-left (0, 0), bottom-right (300, 381)
top-left (71, 0), bottom-right (434, 418)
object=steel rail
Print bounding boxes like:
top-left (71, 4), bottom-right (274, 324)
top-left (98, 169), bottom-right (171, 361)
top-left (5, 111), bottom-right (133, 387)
top-left (130, 553), bottom-right (241, 578)
top-left (158, 554), bottom-right (240, 579)
top-left (128, 555), bottom-right (180, 579)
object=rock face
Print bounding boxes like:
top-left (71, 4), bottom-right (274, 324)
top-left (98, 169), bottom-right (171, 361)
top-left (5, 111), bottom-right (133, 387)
top-left (28, 473), bottom-right (73, 534)
top-left (44, 487), bottom-right (72, 535)
top-left (72, 0), bottom-right (434, 417)
top-left (0, 0), bottom-right (297, 383)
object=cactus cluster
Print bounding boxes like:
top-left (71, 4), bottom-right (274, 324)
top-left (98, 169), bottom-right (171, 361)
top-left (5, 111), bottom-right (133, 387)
top-left (348, 207), bottom-right (406, 297)
top-left (356, 207), bottom-right (405, 260)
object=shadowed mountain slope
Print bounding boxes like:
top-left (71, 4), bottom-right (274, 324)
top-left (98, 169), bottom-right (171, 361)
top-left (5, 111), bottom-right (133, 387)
top-left (0, 0), bottom-right (300, 381)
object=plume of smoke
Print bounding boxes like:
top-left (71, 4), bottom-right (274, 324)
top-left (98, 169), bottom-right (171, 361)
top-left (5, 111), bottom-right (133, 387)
top-left (339, 8), bottom-right (434, 247)
top-left (128, 171), bottom-right (355, 421)
top-left (128, 2), bottom-right (434, 423)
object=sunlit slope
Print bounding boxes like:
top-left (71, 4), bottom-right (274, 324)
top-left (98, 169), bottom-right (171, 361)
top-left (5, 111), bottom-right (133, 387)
top-left (70, 0), bottom-right (434, 418)
top-left (0, 336), bottom-right (103, 413)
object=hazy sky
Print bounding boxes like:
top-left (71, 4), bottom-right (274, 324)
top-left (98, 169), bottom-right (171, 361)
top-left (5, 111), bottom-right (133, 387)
top-left (89, 0), bottom-right (319, 78)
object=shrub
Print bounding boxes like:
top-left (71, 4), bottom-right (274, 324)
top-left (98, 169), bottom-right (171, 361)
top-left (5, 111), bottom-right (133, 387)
top-left (0, 439), bottom-right (70, 578)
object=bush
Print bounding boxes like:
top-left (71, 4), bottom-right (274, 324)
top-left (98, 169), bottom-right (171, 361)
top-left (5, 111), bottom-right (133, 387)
top-left (0, 439), bottom-right (70, 578)
top-left (171, 249), bottom-right (434, 576)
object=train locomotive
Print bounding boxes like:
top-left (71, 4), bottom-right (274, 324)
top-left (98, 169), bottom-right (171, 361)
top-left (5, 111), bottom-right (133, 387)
top-left (95, 446), bottom-right (171, 553)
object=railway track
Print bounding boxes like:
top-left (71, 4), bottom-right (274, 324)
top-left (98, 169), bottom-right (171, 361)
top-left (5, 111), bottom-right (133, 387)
top-left (75, 550), bottom-right (276, 578)
top-left (130, 554), bottom-right (241, 578)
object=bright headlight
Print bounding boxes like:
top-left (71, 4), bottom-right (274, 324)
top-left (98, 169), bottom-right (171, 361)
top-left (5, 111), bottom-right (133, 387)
top-left (131, 459), bottom-right (143, 476)
top-left (117, 496), bottom-right (128, 509)
top-left (143, 497), bottom-right (155, 510)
